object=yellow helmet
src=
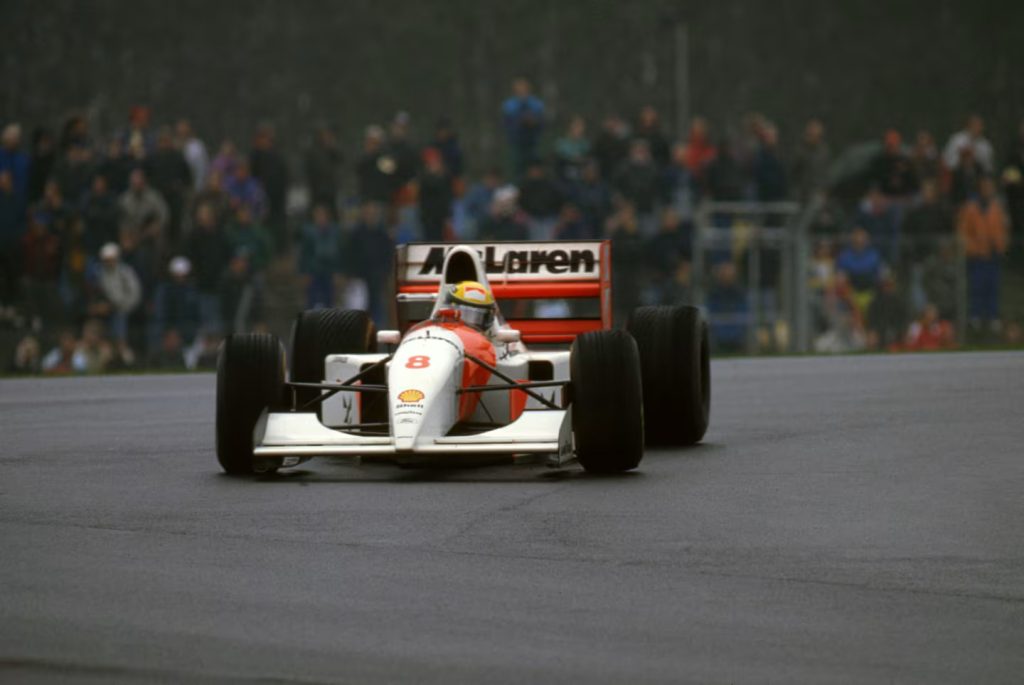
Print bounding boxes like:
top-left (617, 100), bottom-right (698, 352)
top-left (441, 281), bottom-right (496, 329)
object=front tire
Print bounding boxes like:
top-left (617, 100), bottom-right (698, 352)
top-left (571, 330), bottom-right (644, 473)
top-left (290, 309), bottom-right (377, 408)
top-left (216, 333), bottom-right (286, 475)
top-left (627, 305), bottom-right (710, 446)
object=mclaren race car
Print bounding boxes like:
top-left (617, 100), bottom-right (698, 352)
top-left (215, 241), bottom-right (710, 475)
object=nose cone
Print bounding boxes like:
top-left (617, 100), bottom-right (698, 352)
top-left (389, 327), bottom-right (463, 450)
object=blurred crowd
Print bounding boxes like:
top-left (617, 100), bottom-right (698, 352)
top-left (2, 78), bottom-right (1023, 373)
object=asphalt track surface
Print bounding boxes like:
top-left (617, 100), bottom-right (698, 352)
top-left (1, 352), bottom-right (1022, 684)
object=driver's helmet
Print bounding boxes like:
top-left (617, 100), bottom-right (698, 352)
top-left (439, 280), bottom-right (496, 330)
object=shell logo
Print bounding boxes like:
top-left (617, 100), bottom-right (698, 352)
top-left (398, 389), bottom-right (425, 403)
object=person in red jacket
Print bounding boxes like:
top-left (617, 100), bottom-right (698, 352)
top-left (904, 303), bottom-right (955, 351)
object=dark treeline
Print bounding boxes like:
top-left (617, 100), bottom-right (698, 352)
top-left (4, 0), bottom-right (1023, 173)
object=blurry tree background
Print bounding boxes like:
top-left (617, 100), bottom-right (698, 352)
top-left (3, 0), bottom-right (1023, 170)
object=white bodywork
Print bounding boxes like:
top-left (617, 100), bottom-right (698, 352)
top-left (253, 246), bottom-right (575, 466)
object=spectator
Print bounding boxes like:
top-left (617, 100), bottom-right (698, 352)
top-left (185, 202), bottom-right (232, 335)
top-left (957, 176), bottom-right (1009, 335)
top-left (145, 126), bottom-right (192, 245)
top-left (59, 114), bottom-right (91, 153)
top-left (705, 138), bottom-right (745, 202)
top-left (904, 303), bottom-right (955, 351)
top-left (790, 118), bottom-right (830, 203)
top-left (250, 124), bottom-right (289, 251)
top-left (814, 271), bottom-right (867, 353)
top-left (40, 328), bottom-right (80, 374)
top-left (219, 251), bottom-right (261, 335)
top-left (519, 161), bottom-right (564, 238)
top-left (902, 178), bottom-right (953, 263)
top-left (211, 139), bottom-right (240, 179)
top-left (432, 117), bottom-right (464, 180)
top-left (417, 147), bottom-right (453, 242)
top-left (386, 111), bottom-right (420, 191)
top-left (61, 215), bottom-right (90, 322)
top-left (501, 77), bottom-right (545, 177)
top-left (949, 145), bottom-right (984, 207)
top-left (554, 115), bottom-right (590, 183)
top-left (355, 125), bottom-right (395, 204)
top-left (118, 168), bottom-right (169, 244)
top-left (75, 318), bottom-right (117, 373)
top-left (614, 139), bottom-right (660, 234)
top-left (902, 177), bottom-right (954, 309)
top-left (477, 186), bottom-right (529, 242)
top-left (753, 123), bottom-right (787, 202)
top-left (922, 239), bottom-right (959, 321)
top-left (305, 125), bottom-right (342, 215)
top-left (645, 207), bottom-right (691, 304)
top-left (592, 115), bottom-right (630, 181)
top-left (52, 144), bottom-right (96, 206)
top-left (606, 201), bottom-right (645, 323)
top-left (662, 142), bottom-right (697, 221)
top-left (35, 179), bottom-right (74, 238)
top-left (0, 123), bottom-right (29, 211)
top-left (855, 187), bottom-right (901, 263)
top-left (192, 170), bottom-right (231, 227)
top-left (552, 201), bottom-right (592, 240)
top-left (224, 159), bottom-right (267, 220)
top-left (27, 128), bottom-right (56, 204)
top-left (226, 204), bottom-right (273, 276)
top-left (706, 261), bottom-right (749, 354)
top-left (911, 130), bottom-right (941, 183)
top-left (150, 256), bottom-right (200, 355)
top-left (96, 138), bottom-right (133, 195)
top-left (80, 174), bottom-right (120, 256)
top-left (298, 204), bottom-right (342, 309)
top-left (0, 170), bottom-right (25, 309)
top-left (89, 242), bottom-right (142, 346)
top-left (176, 119), bottom-right (209, 192)
top-left (634, 105), bottom-right (670, 169)
top-left (943, 114), bottom-right (994, 173)
top-left (568, 159), bottom-right (613, 234)
top-left (682, 117), bottom-right (717, 184)
top-left (866, 270), bottom-right (909, 350)
top-left (870, 129), bottom-right (918, 198)
top-left (836, 227), bottom-right (882, 314)
top-left (21, 213), bottom-right (63, 331)
top-left (462, 167), bottom-right (502, 234)
top-left (348, 202), bottom-right (394, 327)
top-left (121, 105), bottom-right (153, 158)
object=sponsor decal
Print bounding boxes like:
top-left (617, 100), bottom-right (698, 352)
top-left (406, 244), bottom-right (601, 281)
top-left (398, 389), bottom-right (425, 403)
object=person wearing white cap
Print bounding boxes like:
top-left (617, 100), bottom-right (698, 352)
top-left (91, 242), bottom-right (141, 345)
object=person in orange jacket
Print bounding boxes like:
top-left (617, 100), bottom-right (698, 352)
top-left (957, 176), bottom-right (1010, 334)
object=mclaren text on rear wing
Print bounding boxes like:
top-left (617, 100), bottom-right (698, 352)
top-left (394, 241), bottom-right (612, 344)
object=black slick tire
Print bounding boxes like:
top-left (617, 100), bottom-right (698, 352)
top-left (627, 305), bottom-right (710, 446)
top-left (570, 329), bottom-right (644, 473)
top-left (216, 333), bottom-right (286, 475)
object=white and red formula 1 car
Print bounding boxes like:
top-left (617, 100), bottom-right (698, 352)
top-left (215, 241), bottom-right (709, 475)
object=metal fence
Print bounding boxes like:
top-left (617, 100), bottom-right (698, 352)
top-left (691, 199), bottom-right (970, 354)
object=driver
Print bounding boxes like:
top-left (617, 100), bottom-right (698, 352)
top-left (436, 281), bottom-right (497, 331)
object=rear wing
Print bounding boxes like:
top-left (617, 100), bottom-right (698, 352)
top-left (394, 241), bottom-right (612, 344)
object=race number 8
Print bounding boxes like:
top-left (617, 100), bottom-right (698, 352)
top-left (405, 355), bottom-right (431, 369)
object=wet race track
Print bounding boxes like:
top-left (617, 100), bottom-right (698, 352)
top-left (1, 352), bottom-right (1023, 683)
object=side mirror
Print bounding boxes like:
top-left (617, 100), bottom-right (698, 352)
top-left (377, 330), bottom-right (401, 346)
top-left (495, 329), bottom-right (521, 343)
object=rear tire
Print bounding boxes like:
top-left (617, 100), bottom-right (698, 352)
top-left (216, 333), bottom-right (286, 475)
top-left (290, 309), bottom-right (376, 408)
top-left (627, 305), bottom-right (710, 446)
top-left (571, 330), bottom-right (644, 473)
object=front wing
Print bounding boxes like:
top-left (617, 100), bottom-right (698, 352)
top-left (253, 408), bottom-right (575, 466)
